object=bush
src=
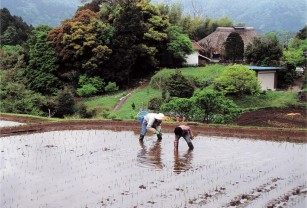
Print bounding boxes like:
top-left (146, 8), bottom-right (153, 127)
top-left (148, 97), bottom-right (164, 111)
top-left (104, 81), bottom-right (119, 92)
top-left (54, 88), bottom-right (76, 118)
top-left (77, 103), bottom-right (96, 118)
top-left (0, 82), bottom-right (47, 116)
top-left (165, 70), bottom-right (194, 98)
top-left (77, 84), bottom-right (97, 97)
top-left (214, 65), bottom-right (261, 97)
top-left (77, 75), bottom-right (105, 96)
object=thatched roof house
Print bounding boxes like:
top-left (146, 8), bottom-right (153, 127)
top-left (198, 27), bottom-right (259, 61)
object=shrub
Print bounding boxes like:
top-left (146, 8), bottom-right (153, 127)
top-left (165, 70), bottom-right (194, 98)
top-left (77, 103), bottom-right (96, 118)
top-left (214, 64), bottom-right (261, 97)
top-left (54, 88), bottom-right (75, 118)
top-left (148, 97), bottom-right (164, 111)
top-left (104, 81), bottom-right (119, 92)
top-left (77, 84), bottom-right (97, 97)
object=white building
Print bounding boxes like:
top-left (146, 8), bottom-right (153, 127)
top-left (248, 66), bottom-right (286, 91)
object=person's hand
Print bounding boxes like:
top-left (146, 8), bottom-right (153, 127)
top-left (191, 135), bottom-right (195, 140)
top-left (155, 130), bottom-right (162, 135)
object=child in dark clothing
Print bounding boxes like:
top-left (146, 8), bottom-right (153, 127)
top-left (174, 125), bottom-right (194, 150)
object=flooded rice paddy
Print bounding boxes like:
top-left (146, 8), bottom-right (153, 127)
top-left (0, 120), bottom-right (24, 127)
top-left (0, 130), bottom-right (306, 208)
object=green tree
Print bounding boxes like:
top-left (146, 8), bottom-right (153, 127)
top-left (160, 97), bottom-right (194, 118)
top-left (214, 65), bottom-right (261, 96)
top-left (48, 9), bottom-right (113, 86)
top-left (25, 25), bottom-right (60, 95)
top-left (161, 26), bottom-right (193, 67)
top-left (76, 75), bottom-right (106, 97)
top-left (192, 88), bottom-right (238, 123)
top-left (165, 70), bottom-right (194, 98)
top-left (0, 80), bottom-right (46, 116)
top-left (246, 35), bottom-right (283, 66)
top-left (54, 88), bottom-right (76, 118)
top-left (225, 32), bottom-right (244, 63)
top-left (0, 8), bottom-right (32, 45)
top-left (0, 45), bottom-right (27, 72)
top-left (109, 0), bottom-right (169, 84)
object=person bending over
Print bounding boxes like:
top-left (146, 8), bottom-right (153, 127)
top-left (174, 125), bottom-right (194, 150)
top-left (139, 113), bottom-right (165, 141)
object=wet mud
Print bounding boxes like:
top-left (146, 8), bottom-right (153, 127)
top-left (0, 130), bottom-right (306, 207)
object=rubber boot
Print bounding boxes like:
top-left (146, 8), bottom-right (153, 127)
top-left (157, 134), bottom-right (162, 141)
top-left (139, 135), bottom-right (144, 141)
top-left (188, 142), bottom-right (194, 150)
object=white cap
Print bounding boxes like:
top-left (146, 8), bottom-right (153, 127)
top-left (154, 113), bottom-right (165, 120)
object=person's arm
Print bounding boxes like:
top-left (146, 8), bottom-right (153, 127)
top-left (188, 128), bottom-right (194, 139)
top-left (146, 115), bottom-right (155, 129)
top-left (180, 125), bottom-right (194, 139)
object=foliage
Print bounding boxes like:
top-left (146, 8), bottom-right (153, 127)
top-left (161, 87), bottom-right (239, 123)
top-left (48, 9), bottom-right (113, 85)
top-left (296, 26), bottom-right (307, 40)
top-left (77, 84), bottom-right (98, 97)
top-left (25, 25), bottom-right (60, 95)
top-left (245, 35), bottom-right (283, 66)
top-left (192, 88), bottom-right (239, 123)
top-left (160, 97), bottom-right (194, 117)
top-left (161, 26), bottom-right (193, 67)
top-left (225, 32), bottom-right (244, 62)
top-left (283, 38), bottom-right (307, 67)
top-left (104, 81), bottom-right (119, 93)
top-left (0, 80), bottom-right (47, 116)
top-left (231, 91), bottom-right (299, 109)
top-left (54, 88), bottom-right (76, 118)
top-left (108, 0), bottom-right (169, 84)
top-left (77, 75), bottom-right (105, 97)
top-left (165, 70), bottom-right (194, 98)
top-left (77, 103), bottom-right (96, 118)
top-left (214, 65), bottom-right (261, 96)
top-left (0, 45), bottom-right (27, 73)
top-left (150, 65), bottom-right (225, 89)
top-left (148, 97), bottom-right (164, 111)
top-left (0, 8), bottom-right (32, 45)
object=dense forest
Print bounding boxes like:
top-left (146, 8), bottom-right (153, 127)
top-left (0, 0), bottom-right (306, 120)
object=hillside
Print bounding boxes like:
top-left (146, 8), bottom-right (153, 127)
top-left (153, 0), bottom-right (306, 33)
top-left (0, 0), bottom-right (83, 27)
top-left (1, 0), bottom-right (305, 32)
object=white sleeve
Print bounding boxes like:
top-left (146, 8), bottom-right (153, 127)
top-left (146, 114), bottom-right (155, 129)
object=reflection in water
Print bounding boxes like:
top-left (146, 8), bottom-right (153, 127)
top-left (137, 140), bottom-right (163, 169)
top-left (173, 149), bottom-right (193, 173)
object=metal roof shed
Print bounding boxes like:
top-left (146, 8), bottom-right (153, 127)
top-left (248, 66), bottom-right (286, 91)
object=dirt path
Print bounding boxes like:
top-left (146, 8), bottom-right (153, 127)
top-left (112, 81), bottom-right (149, 112)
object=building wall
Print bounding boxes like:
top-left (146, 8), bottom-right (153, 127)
top-left (257, 71), bottom-right (276, 90)
top-left (184, 52), bottom-right (199, 66)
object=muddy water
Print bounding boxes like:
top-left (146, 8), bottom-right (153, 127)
top-left (0, 120), bottom-right (24, 127)
top-left (0, 130), bottom-right (306, 208)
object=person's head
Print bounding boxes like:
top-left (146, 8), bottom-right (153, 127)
top-left (154, 113), bottom-right (165, 122)
top-left (174, 127), bottom-right (183, 137)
